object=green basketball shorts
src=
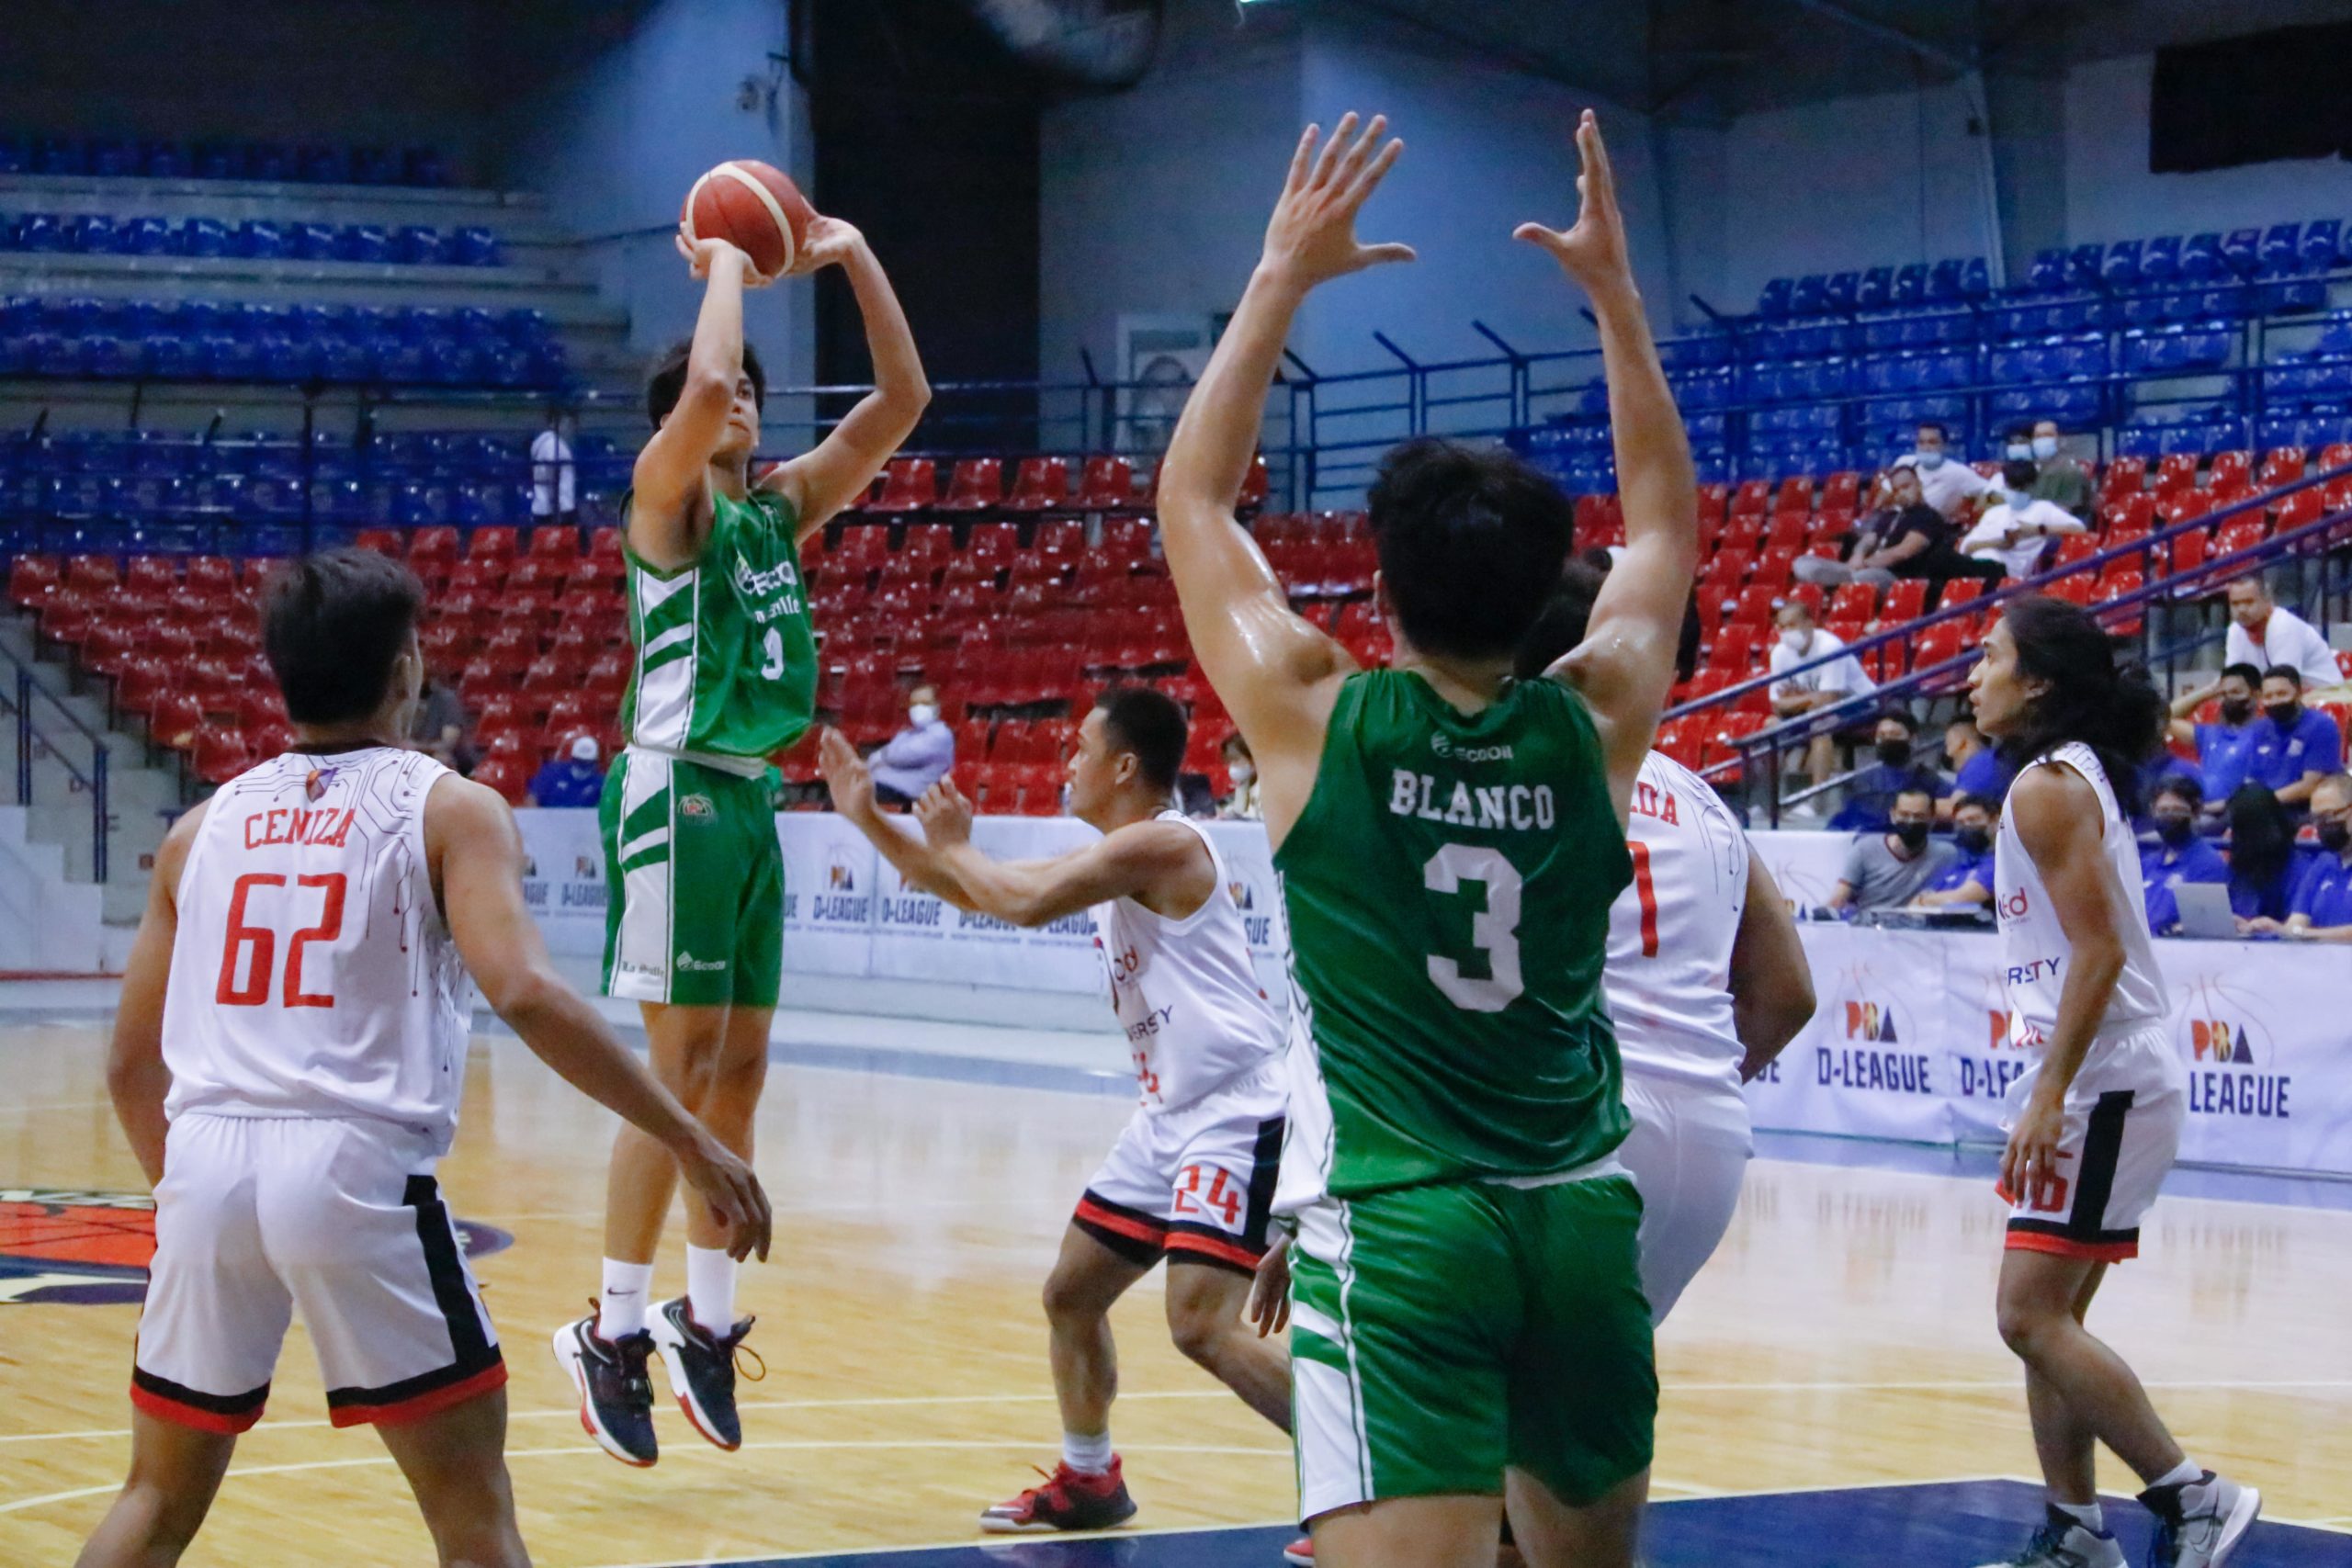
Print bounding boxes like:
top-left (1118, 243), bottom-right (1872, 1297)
top-left (599, 749), bottom-right (784, 1009)
top-left (1286, 1170), bottom-right (1656, 1521)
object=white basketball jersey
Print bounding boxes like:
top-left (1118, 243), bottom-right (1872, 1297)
top-left (1091, 812), bottom-right (1283, 1113)
top-left (1994, 742), bottom-right (2167, 1052)
top-left (164, 746), bottom-right (474, 1152)
top-left (1605, 752), bottom-right (1752, 1093)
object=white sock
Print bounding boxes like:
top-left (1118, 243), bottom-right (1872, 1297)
top-left (1062, 1429), bottom-right (1114, 1476)
top-left (2052, 1500), bottom-right (2105, 1534)
top-left (599, 1258), bottom-right (654, 1340)
top-left (685, 1245), bottom-right (739, 1334)
top-left (2150, 1459), bottom-right (2203, 1491)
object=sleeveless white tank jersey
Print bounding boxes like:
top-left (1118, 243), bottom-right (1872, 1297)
top-left (1604, 752), bottom-right (1753, 1093)
top-left (164, 746), bottom-right (475, 1152)
top-left (1090, 811), bottom-right (1283, 1113)
top-left (1994, 741), bottom-right (2167, 1051)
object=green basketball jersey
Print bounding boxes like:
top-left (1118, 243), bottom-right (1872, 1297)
top-left (620, 485), bottom-right (818, 762)
top-left (1274, 668), bottom-right (1634, 1202)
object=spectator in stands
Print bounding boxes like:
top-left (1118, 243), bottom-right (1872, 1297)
top-left (1828, 709), bottom-right (1951, 832)
top-left (1218, 733), bottom-right (1261, 820)
top-left (1960, 459), bottom-right (2086, 581)
top-left (1826, 786), bottom-right (1956, 915)
top-left (531, 409), bottom-right (579, 526)
top-left (1769, 600), bottom-right (1875, 791)
top-left (2248, 773), bottom-right (2352, 941)
top-left (2224, 784), bottom-right (2305, 925)
top-left (1798, 463), bottom-right (1995, 606)
top-left (1890, 420), bottom-right (1988, 523)
top-left (408, 670), bottom-right (471, 773)
top-left (2023, 420), bottom-right (2094, 520)
top-left (2245, 664), bottom-right (2344, 810)
top-left (1942, 716), bottom-right (2013, 804)
top-left (868, 682), bottom-right (954, 808)
top-left (2140, 778), bottom-right (2228, 935)
top-left (2223, 576), bottom-right (2341, 692)
top-left (1908, 793), bottom-right (1996, 911)
top-left (2167, 660), bottom-right (2263, 813)
top-left (528, 734), bottom-right (605, 808)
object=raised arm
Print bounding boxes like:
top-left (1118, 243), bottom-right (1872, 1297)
top-left (761, 220), bottom-right (931, 539)
top-left (631, 237), bottom-right (763, 570)
top-left (1527, 113), bottom-right (1699, 817)
top-left (428, 776), bottom-right (770, 1259)
top-left (1727, 851), bottom-right (1814, 1080)
top-left (106, 804), bottom-right (204, 1186)
top-left (1157, 113), bottom-right (1412, 841)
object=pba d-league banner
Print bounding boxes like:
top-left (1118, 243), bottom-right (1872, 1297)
top-left (514, 813), bottom-right (2350, 1177)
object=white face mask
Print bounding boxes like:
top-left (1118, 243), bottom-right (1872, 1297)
top-left (908, 704), bottom-right (938, 728)
top-left (1915, 449), bottom-right (1946, 470)
top-left (1781, 628), bottom-right (1809, 652)
top-left (2005, 443), bottom-right (2031, 462)
top-left (2031, 435), bottom-right (2059, 459)
top-left (1229, 761), bottom-right (1254, 787)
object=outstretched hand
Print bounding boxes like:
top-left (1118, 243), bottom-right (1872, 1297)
top-left (676, 231), bottom-right (774, 288)
top-left (913, 779), bottom-right (975, 849)
top-left (784, 215), bottom-right (863, 278)
top-left (818, 728), bottom-right (876, 820)
top-left (1259, 112), bottom-right (1415, 292)
top-left (1514, 109), bottom-right (1634, 299)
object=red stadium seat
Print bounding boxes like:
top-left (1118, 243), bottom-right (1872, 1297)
top-left (6, 555), bottom-right (59, 608)
top-left (124, 556), bottom-right (179, 594)
top-left (967, 522), bottom-right (1019, 565)
top-left (1077, 457), bottom-right (1135, 511)
top-left (1004, 457), bottom-right (1070, 512)
top-left (355, 528), bottom-right (403, 557)
top-left (471, 755), bottom-right (530, 806)
top-left (192, 726), bottom-right (252, 785)
top-left (1827, 582), bottom-right (1878, 621)
top-left (1879, 581), bottom-right (1928, 623)
top-left (2100, 455), bottom-right (2146, 499)
top-left (940, 458), bottom-right (1003, 512)
top-left (872, 457), bottom-right (937, 513)
top-left (410, 525), bottom-right (462, 565)
top-left (1730, 479), bottom-right (1770, 517)
top-left (2256, 447), bottom-right (2307, 488)
top-left (466, 525), bottom-right (520, 563)
top-left (527, 525), bottom-right (582, 564)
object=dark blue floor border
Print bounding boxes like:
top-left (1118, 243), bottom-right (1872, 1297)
top-left (624, 1480), bottom-right (2346, 1568)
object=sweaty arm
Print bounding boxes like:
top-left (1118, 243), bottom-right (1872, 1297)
top-left (106, 803), bottom-right (207, 1186)
top-left (1159, 118), bottom-right (1413, 843)
top-left (1532, 118), bottom-right (1699, 822)
top-left (1728, 852), bottom-right (1814, 1079)
top-left (630, 240), bottom-right (757, 571)
top-left (1999, 765), bottom-right (2127, 1201)
top-left (428, 776), bottom-right (771, 1259)
top-left (762, 220), bottom-right (930, 539)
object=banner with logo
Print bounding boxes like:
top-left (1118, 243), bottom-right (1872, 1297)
top-left (513, 813), bottom-right (2352, 1177)
top-left (1747, 829), bottom-right (1853, 914)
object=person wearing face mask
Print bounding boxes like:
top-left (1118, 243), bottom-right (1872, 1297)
top-left (867, 682), bottom-right (956, 809)
top-left (1890, 419), bottom-right (1990, 523)
top-left (1768, 600), bottom-right (1876, 794)
top-left (528, 732), bottom-right (608, 808)
top-left (2221, 577), bottom-right (2342, 694)
top-left (2166, 662), bottom-right (2263, 811)
top-left (2245, 773), bottom-right (2352, 941)
top-left (1909, 793), bottom-right (1999, 911)
top-left (2021, 420), bottom-right (2094, 521)
top-left (2138, 780), bottom-right (2228, 936)
top-left (1216, 732), bottom-right (1261, 820)
top-left (2243, 665), bottom-right (2343, 811)
top-left (1962, 459), bottom-right (2087, 582)
top-left (1826, 786), bottom-right (1956, 914)
top-left (1828, 708), bottom-right (1951, 832)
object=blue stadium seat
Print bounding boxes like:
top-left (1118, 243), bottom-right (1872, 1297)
top-left (2301, 219), bottom-right (2343, 270)
top-left (2222, 227), bottom-right (2262, 277)
top-left (139, 140), bottom-right (187, 179)
top-left (1961, 257), bottom-right (1991, 298)
top-left (237, 220), bottom-right (292, 260)
top-left (2059, 333), bottom-right (2110, 379)
top-left (0, 135), bottom-right (26, 175)
top-left (246, 142), bottom-right (294, 181)
top-left (15, 213), bottom-right (66, 253)
top-left (192, 142), bottom-right (238, 180)
top-left (36, 137), bottom-right (85, 176)
top-left (2180, 233), bottom-right (2223, 280)
top-left (2267, 277), bottom-right (2326, 313)
top-left (1825, 272), bottom-right (1859, 312)
top-left (1791, 276), bottom-right (1830, 316)
top-left (2261, 223), bottom-right (2304, 275)
top-left (80, 333), bottom-right (140, 378)
top-left (88, 138), bottom-right (135, 177)
top-left (395, 226), bottom-right (448, 265)
top-left (2065, 243), bottom-right (2103, 288)
top-left (1757, 278), bottom-right (1793, 319)
top-left (1892, 264), bottom-right (1928, 306)
top-left (143, 331), bottom-right (197, 379)
top-left (338, 225), bottom-right (391, 264)
top-left (1856, 266), bottom-right (1894, 310)
top-left (66, 214), bottom-right (118, 254)
top-left (180, 217), bottom-right (231, 258)
top-left (404, 148), bottom-right (449, 186)
top-left (297, 144), bottom-right (349, 185)
top-left (1927, 258), bottom-right (1964, 301)
top-left (2027, 248), bottom-right (2067, 292)
top-left (353, 147), bottom-right (402, 186)
top-left (289, 221), bottom-right (339, 261)
top-left (120, 216), bottom-right (174, 256)
top-left (2139, 236), bottom-right (2180, 282)
top-left (2101, 241), bottom-right (2142, 287)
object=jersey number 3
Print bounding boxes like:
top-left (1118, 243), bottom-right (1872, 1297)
top-left (1423, 844), bottom-right (1523, 1012)
top-left (216, 872), bottom-right (348, 1009)
top-left (758, 626), bottom-right (786, 681)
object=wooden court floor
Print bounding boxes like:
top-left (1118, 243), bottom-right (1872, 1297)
top-left (2, 1017), bottom-right (2348, 1566)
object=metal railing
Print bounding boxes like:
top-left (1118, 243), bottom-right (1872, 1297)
top-left (1675, 462), bottom-right (2352, 824)
top-left (0, 635), bottom-right (110, 880)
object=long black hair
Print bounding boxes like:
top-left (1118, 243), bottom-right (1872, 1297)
top-left (1995, 594), bottom-right (2165, 814)
top-left (2224, 784), bottom-right (2296, 895)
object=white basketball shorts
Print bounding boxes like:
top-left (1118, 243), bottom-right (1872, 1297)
top-left (1074, 1057), bottom-right (1286, 1273)
top-left (1616, 1071), bottom-right (1754, 1322)
top-left (1999, 1021), bottom-right (2187, 1264)
top-left (131, 1112), bottom-right (504, 1433)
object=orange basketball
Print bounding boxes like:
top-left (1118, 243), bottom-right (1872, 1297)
top-left (680, 159), bottom-right (817, 279)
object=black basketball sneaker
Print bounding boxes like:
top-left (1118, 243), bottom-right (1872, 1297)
top-left (550, 1307), bottom-right (659, 1467)
top-left (649, 1295), bottom-right (760, 1451)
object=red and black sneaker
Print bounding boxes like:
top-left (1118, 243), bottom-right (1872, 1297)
top-left (978, 1456), bottom-right (1138, 1534)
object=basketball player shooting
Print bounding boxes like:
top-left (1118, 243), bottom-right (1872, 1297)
top-left (560, 188), bottom-right (929, 1468)
top-left (78, 551), bottom-right (768, 1568)
top-left (1156, 109), bottom-right (1697, 1568)
top-left (818, 693), bottom-right (1292, 1535)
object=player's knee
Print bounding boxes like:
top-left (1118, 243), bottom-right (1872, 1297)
top-left (1995, 1296), bottom-right (2061, 1359)
top-left (1163, 1275), bottom-right (1241, 1368)
top-left (1041, 1265), bottom-right (1110, 1327)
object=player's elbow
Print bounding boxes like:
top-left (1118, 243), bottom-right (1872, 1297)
top-left (1762, 968), bottom-right (1817, 1046)
top-left (480, 964), bottom-right (569, 1034)
top-left (679, 365), bottom-right (736, 416)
